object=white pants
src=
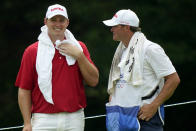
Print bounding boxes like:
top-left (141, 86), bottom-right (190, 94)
top-left (31, 109), bottom-right (85, 131)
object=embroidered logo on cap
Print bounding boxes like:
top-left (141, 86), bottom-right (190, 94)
top-left (51, 7), bottom-right (64, 12)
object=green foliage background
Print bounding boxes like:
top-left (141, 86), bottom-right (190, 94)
top-left (0, 0), bottom-right (196, 131)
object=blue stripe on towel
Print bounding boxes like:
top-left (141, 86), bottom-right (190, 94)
top-left (106, 105), bottom-right (140, 131)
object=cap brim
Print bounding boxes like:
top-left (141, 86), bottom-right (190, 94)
top-left (103, 19), bottom-right (118, 26)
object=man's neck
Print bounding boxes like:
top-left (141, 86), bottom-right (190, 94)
top-left (122, 32), bottom-right (134, 48)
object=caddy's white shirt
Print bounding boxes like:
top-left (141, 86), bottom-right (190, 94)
top-left (109, 40), bottom-right (176, 107)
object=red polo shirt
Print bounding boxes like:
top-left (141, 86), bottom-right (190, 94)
top-left (15, 41), bottom-right (94, 113)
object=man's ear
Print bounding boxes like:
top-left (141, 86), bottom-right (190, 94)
top-left (66, 19), bottom-right (69, 27)
top-left (44, 18), bottom-right (47, 25)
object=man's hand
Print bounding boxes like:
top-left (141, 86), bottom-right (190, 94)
top-left (58, 43), bottom-right (83, 60)
top-left (138, 103), bottom-right (158, 121)
top-left (58, 42), bottom-right (99, 87)
top-left (109, 95), bottom-right (112, 102)
top-left (23, 123), bottom-right (32, 131)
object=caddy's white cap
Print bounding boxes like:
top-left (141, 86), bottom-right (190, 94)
top-left (103, 9), bottom-right (139, 27)
top-left (46, 4), bottom-right (68, 19)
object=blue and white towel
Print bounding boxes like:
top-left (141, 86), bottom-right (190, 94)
top-left (106, 105), bottom-right (140, 131)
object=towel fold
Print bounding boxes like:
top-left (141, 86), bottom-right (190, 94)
top-left (36, 25), bottom-right (81, 104)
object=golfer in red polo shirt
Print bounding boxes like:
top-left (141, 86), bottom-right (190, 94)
top-left (15, 4), bottom-right (99, 131)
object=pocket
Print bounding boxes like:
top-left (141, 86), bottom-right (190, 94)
top-left (69, 110), bottom-right (85, 130)
top-left (70, 109), bottom-right (85, 120)
top-left (32, 113), bottom-right (59, 130)
top-left (31, 113), bottom-right (46, 123)
top-left (150, 109), bottom-right (164, 126)
top-left (77, 109), bottom-right (85, 119)
top-left (31, 114), bottom-right (47, 129)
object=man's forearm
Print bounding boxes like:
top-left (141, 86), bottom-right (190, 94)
top-left (138, 72), bottom-right (180, 121)
top-left (18, 88), bottom-right (32, 125)
top-left (77, 52), bottom-right (99, 87)
top-left (151, 72), bottom-right (180, 107)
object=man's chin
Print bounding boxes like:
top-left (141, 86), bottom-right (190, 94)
top-left (113, 38), bottom-right (120, 41)
top-left (113, 37), bottom-right (117, 41)
top-left (54, 32), bottom-right (64, 36)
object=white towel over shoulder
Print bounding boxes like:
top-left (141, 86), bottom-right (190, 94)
top-left (36, 25), bottom-right (82, 104)
top-left (108, 32), bottom-right (147, 94)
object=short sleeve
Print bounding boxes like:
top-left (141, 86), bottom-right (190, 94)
top-left (145, 44), bottom-right (176, 78)
top-left (15, 43), bottom-right (38, 90)
top-left (78, 41), bottom-right (94, 65)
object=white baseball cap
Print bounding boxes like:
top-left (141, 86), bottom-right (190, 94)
top-left (46, 4), bottom-right (68, 19)
top-left (103, 9), bottom-right (139, 27)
